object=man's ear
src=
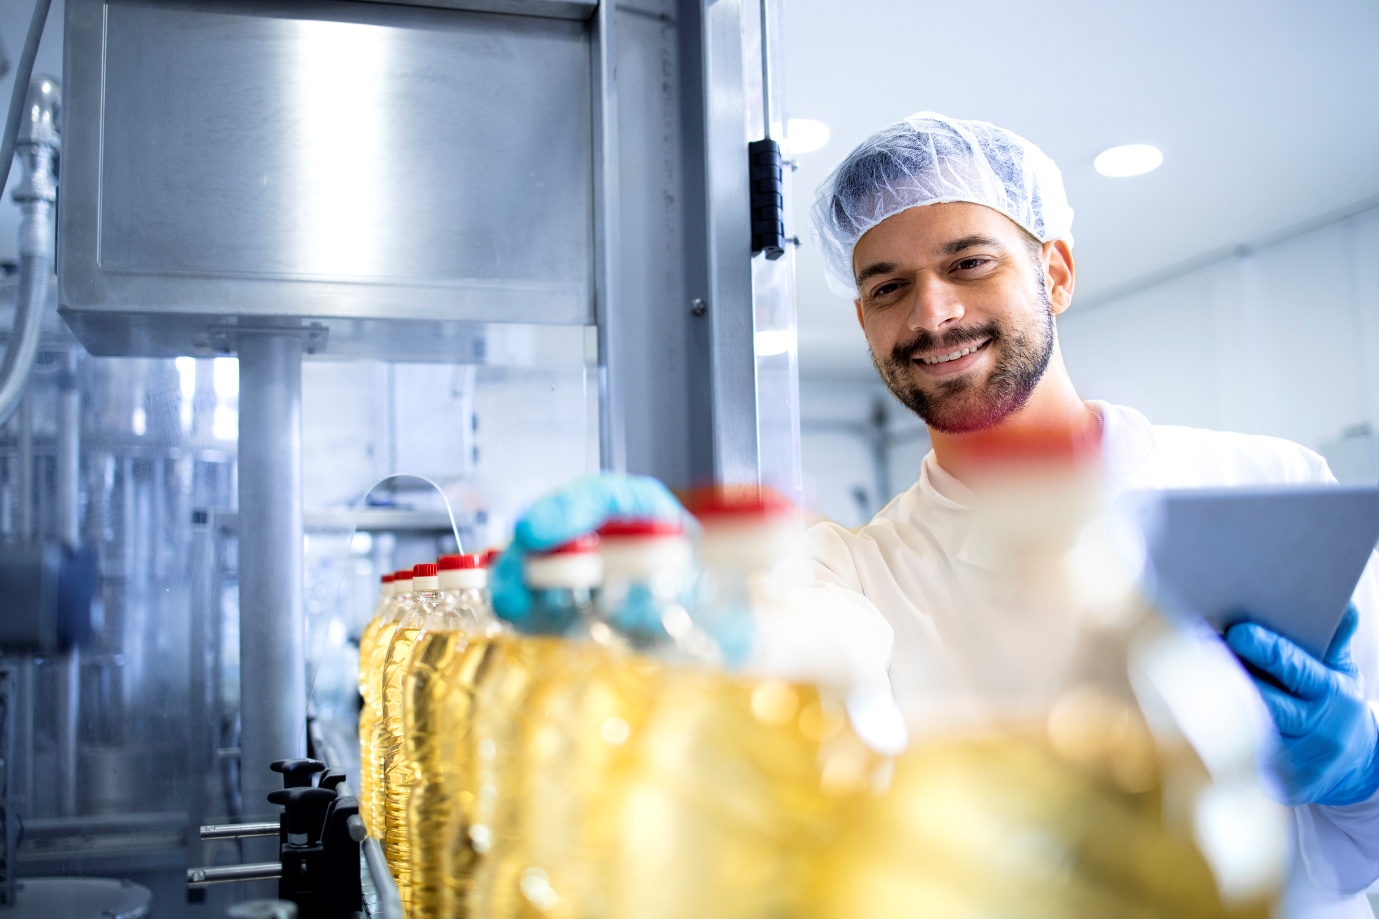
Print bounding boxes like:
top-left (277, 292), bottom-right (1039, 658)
top-left (1043, 239), bottom-right (1076, 316)
top-left (854, 299), bottom-right (865, 329)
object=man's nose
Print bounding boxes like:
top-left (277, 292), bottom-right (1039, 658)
top-left (908, 274), bottom-right (965, 332)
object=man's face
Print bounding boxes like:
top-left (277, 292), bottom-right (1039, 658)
top-left (852, 202), bottom-right (1071, 434)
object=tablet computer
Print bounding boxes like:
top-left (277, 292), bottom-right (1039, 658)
top-left (1126, 484), bottom-right (1379, 659)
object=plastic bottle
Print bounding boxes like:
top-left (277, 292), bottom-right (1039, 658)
top-left (815, 428), bottom-right (1285, 918)
top-left (356, 572), bottom-right (393, 837)
top-left (407, 552), bottom-right (493, 919)
top-left (463, 535), bottom-right (602, 919)
top-left (381, 563), bottom-right (451, 909)
top-left (366, 569), bottom-right (412, 837)
top-left (436, 551), bottom-right (512, 919)
top-left (608, 488), bottom-right (887, 919)
top-left (509, 520), bottom-right (692, 918)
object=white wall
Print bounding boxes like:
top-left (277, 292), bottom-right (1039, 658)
top-left (799, 380), bottom-right (930, 527)
top-left (1060, 207), bottom-right (1379, 474)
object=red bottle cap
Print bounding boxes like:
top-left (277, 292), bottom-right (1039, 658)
top-left (598, 518), bottom-right (684, 538)
top-left (533, 532), bottom-right (600, 557)
top-left (413, 563), bottom-right (439, 578)
top-left (381, 573), bottom-right (394, 584)
top-left (438, 553), bottom-right (484, 570)
top-left (681, 485), bottom-right (796, 520)
top-left (482, 548), bottom-right (501, 568)
top-left (957, 423), bottom-right (1102, 469)
top-left (393, 569), bottom-right (414, 582)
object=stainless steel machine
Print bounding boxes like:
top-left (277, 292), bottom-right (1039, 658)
top-left (0, 0), bottom-right (803, 910)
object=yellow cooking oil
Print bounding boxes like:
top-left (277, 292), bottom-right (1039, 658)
top-left (816, 714), bottom-right (1274, 919)
top-left (451, 635), bottom-right (565, 919)
top-left (607, 667), bottom-right (885, 919)
top-left (504, 641), bottom-right (665, 919)
top-left (435, 634), bottom-right (501, 919)
top-left (356, 614), bottom-right (384, 836)
top-left (381, 623), bottom-right (425, 907)
top-left (404, 626), bottom-right (475, 919)
top-left (365, 612), bottom-right (401, 837)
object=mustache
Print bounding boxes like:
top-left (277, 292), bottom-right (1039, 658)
top-left (888, 323), bottom-right (1001, 365)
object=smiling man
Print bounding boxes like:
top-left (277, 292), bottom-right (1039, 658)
top-left (807, 112), bottom-right (1379, 917)
top-left (487, 112), bottom-right (1379, 916)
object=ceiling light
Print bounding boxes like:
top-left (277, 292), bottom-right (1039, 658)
top-left (1094, 144), bottom-right (1163, 178)
top-left (786, 118), bottom-right (830, 155)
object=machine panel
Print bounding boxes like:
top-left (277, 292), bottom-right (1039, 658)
top-left (60, 0), bottom-right (596, 355)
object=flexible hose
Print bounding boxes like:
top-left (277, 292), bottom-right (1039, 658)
top-left (0, 254), bottom-right (49, 427)
top-left (0, 0), bottom-right (54, 204)
top-left (0, 0), bottom-right (58, 428)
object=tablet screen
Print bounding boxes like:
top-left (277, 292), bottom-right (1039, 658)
top-left (1126, 484), bottom-right (1379, 659)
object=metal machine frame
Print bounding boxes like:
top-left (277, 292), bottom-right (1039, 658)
top-left (51, 0), bottom-right (800, 889)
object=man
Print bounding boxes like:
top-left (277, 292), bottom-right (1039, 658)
top-left (804, 112), bottom-right (1379, 916)
top-left (492, 113), bottom-right (1379, 915)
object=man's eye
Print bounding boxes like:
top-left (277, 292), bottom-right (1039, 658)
top-left (872, 282), bottom-right (902, 297)
top-left (956, 257), bottom-right (990, 271)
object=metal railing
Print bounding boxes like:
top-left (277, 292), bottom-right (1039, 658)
top-left (309, 717), bottom-right (402, 919)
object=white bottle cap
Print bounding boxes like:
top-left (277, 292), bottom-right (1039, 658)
top-left (525, 534), bottom-right (602, 590)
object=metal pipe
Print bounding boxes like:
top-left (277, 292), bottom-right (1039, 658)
top-left (57, 351), bottom-right (80, 548)
top-left (0, 77), bottom-right (61, 428)
top-left (55, 649), bottom-right (78, 816)
top-left (186, 862), bottom-right (283, 886)
top-left (17, 393), bottom-right (31, 539)
top-left (17, 659), bottom-right (32, 814)
top-left (0, 1), bottom-right (54, 205)
top-left (199, 821), bottom-right (279, 840)
top-left (758, 0), bottom-right (772, 138)
top-left (236, 331), bottom-right (306, 886)
top-left (56, 350), bottom-right (80, 817)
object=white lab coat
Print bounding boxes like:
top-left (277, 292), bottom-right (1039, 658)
top-left (805, 400), bottom-right (1379, 918)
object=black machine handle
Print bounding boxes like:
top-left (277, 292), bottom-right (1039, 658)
top-left (267, 786), bottom-right (336, 843)
top-left (270, 758), bottom-right (326, 788)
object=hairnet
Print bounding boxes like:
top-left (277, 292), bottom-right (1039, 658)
top-left (810, 112), bottom-right (1074, 299)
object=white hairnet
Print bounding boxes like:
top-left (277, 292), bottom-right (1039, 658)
top-left (810, 112), bottom-right (1074, 299)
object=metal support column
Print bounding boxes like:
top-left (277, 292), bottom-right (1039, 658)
top-left (235, 332), bottom-right (305, 872)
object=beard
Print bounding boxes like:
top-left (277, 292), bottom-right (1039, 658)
top-left (872, 284), bottom-right (1056, 435)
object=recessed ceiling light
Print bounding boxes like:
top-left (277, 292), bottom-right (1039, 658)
top-left (1094, 144), bottom-right (1163, 178)
top-left (786, 118), bottom-right (831, 155)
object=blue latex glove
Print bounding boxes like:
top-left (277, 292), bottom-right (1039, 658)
top-left (490, 473), bottom-right (686, 629)
top-left (1226, 605), bottom-right (1379, 806)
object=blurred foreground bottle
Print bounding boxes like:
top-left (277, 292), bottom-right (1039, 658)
top-left (357, 572), bottom-right (394, 837)
top-left (382, 563), bottom-right (460, 912)
top-left (503, 519), bottom-right (694, 918)
top-left (608, 488), bottom-right (891, 919)
top-left (460, 535), bottom-right (603, 919)
top-left (408, 553), bottom-right (496, 919)
top-left (816, 428), bottom-right (1286, 918)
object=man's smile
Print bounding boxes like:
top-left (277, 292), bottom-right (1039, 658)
top-left (910, 337), bottom-right (992, 377)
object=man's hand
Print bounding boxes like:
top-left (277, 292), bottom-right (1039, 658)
top-left (490, 473), bottom-right (685, 627)
top-left (1226, 605), bottom-right (1379, 806)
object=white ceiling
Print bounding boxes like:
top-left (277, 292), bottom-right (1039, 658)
top-left (785, 0), bottom-right (1379, 379)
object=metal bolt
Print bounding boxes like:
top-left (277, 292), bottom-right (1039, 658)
top-left (691, 298), bottom-right (707, 317)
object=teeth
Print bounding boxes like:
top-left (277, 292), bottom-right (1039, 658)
top-left (921, 342), bottom-right (984, 365)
